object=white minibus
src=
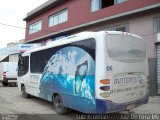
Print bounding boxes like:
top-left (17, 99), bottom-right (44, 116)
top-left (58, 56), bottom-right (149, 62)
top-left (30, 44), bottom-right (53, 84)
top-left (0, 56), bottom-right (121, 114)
top-left (17, 31), bottom-right (149, 114)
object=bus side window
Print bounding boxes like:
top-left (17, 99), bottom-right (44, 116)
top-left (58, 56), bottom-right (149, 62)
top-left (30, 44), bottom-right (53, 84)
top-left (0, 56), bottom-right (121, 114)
top-left (30, 50), bottom-right (49, 74)
top-left (31, 52), bottom-right (43, 73)
top-left (18, 56), bottom-right (29, 76)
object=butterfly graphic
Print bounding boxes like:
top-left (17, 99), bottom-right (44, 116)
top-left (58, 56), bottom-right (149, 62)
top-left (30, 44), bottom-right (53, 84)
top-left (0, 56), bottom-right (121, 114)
top-left (75, 60), bottom-right (88, 94)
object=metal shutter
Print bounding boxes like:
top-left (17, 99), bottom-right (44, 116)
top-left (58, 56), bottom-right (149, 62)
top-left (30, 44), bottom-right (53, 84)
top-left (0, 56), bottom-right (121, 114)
top-left (156, 45), bottom-right (160, 94)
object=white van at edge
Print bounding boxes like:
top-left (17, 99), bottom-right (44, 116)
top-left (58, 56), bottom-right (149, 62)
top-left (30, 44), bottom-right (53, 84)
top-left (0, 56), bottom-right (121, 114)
top-left (0, 62), bottom-right (18, 86)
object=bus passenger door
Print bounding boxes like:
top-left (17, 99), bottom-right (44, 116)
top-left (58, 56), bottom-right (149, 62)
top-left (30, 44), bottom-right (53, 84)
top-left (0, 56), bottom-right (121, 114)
top-left (28, 74), bottom-right (41, 97)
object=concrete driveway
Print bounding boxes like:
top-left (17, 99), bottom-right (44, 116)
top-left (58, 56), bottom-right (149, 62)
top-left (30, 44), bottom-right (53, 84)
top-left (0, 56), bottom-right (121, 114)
top-left (0, 84), bottom-right (78, 120)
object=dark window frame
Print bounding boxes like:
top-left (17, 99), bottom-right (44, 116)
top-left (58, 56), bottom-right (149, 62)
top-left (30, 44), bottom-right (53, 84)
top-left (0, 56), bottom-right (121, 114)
top-left (153, 17), bottom-right (160, 34)
top-left (91, 0), bottom-right (127, 12)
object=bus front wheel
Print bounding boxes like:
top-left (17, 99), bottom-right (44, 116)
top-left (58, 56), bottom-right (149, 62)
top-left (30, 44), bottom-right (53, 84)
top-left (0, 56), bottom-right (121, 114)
top-left (21, 85), bottom-right (30, 98)
top-left (53, 95), bottom-right (68, 114)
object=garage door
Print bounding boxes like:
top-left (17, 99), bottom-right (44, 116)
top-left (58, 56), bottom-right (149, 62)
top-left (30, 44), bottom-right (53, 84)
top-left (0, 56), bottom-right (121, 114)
top-left (156, 45), bottom-right (160, 94)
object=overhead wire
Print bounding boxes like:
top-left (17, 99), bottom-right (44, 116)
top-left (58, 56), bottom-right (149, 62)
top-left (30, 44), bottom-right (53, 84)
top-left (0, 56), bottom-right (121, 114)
top-left (0, 22), bottom-right (54, 33)
top-left (0, 22), bottom-right (158, 37)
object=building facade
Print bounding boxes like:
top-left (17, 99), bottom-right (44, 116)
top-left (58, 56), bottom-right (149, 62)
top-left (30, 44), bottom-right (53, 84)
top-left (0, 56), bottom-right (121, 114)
top-left (24, 0), bottom-right (160, 96)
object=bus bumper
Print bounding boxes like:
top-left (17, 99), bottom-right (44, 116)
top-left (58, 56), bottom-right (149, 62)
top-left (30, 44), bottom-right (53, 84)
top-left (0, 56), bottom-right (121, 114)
top-left (96, 93), bottom-right (149, 114)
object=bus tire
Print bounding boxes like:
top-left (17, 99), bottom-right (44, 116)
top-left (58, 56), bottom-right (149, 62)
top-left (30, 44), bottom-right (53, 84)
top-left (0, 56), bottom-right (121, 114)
top-left (2, 82), bottom-right (8, 86)
top-left (53, 95), bottom-right (68, 114)
top-left (21, 85), bottom-right (30, 98)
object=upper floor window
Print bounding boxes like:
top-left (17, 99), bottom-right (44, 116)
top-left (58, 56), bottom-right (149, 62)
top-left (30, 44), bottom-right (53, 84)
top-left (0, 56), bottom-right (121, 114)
top-left (114, 0), bottom-right (127, 4)
top-left (107, 24), bottom-right (129, 32)
top-left (49, 9), bottom-right (68, 27)
top-left (91, 0), bottom-right (101, 12)
top-left (153, 17), bottom-right (160, 33)
top-left (91, 0), bottom-right (127, 12)
top-left (29, 21), bottom-right (42, 34)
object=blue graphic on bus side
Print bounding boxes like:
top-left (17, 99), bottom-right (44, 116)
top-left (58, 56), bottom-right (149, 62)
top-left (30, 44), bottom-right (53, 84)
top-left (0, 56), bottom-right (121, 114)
top-left (39, 46), bottom-right (96, 112)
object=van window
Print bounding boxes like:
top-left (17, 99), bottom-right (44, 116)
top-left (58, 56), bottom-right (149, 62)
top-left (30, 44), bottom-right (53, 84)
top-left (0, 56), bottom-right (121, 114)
top-left (18, 56), bottom-right (29, 76)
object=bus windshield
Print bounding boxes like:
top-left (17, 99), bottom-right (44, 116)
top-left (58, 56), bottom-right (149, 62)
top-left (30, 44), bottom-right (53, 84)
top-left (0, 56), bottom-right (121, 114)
top-left (106, 35), bottom-right (146, 62)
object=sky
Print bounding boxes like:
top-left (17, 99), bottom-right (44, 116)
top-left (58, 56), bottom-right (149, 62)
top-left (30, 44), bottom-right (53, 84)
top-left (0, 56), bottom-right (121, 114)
top-left (0, 0), bottom-right (48, 49)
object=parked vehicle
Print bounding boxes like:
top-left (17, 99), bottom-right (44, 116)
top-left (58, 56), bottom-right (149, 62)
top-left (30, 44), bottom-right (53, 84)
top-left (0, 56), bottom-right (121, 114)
top-left (0, 62), bottom-right (18, 86)
top-left (17, 31), bottom-right (149, 114)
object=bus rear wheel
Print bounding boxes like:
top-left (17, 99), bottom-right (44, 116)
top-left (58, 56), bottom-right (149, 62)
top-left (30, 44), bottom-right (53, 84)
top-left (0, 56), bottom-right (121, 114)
top-left (21, 85), bottom-right (30, 98)
top-left (53, 95), bottom-right (69, 114)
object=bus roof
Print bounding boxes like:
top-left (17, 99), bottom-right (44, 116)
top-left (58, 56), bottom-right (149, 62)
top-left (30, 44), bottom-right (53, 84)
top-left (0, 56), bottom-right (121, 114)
top-left (23, 31), bottom-right (142, 56)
